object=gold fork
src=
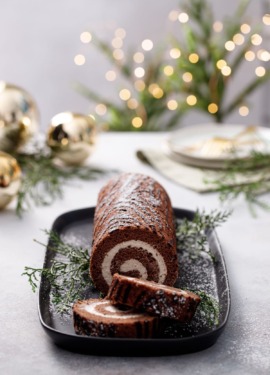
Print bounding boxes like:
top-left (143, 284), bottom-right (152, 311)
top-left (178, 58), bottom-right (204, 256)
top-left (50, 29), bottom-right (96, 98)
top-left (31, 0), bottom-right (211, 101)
top-left (183, 125), bottom-right (261, 158)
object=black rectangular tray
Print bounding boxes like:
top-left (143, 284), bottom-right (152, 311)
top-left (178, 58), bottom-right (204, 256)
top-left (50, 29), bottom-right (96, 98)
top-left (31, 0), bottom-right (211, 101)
top-left (38, 207), bottom-right (230, 356)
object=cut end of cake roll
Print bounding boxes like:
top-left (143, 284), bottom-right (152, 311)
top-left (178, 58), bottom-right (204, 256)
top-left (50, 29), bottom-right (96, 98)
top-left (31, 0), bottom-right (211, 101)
top-left (107, 274), bottom-right (201, 322)
top-left (73, 298), bottom-right (159, 338)
top-left (90, 173), bottom-right (178, 295)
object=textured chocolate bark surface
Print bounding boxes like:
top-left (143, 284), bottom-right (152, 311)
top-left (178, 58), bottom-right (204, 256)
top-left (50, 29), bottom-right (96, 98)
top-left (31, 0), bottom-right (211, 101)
top-left (90, 173), bottom-right (178, 294)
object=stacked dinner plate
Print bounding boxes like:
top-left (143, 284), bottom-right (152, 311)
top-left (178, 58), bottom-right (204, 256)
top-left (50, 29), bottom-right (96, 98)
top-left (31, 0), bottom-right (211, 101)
top-left (166, 124), bottom-right (270, 169)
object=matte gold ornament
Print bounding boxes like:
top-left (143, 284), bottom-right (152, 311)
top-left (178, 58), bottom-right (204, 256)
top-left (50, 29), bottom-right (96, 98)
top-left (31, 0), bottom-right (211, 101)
top-left (0, 82), bottom-right (39, 152)
top-left (47, 112), bottom-right (96, 165)
top-left (0, 151), bottom-right (21, 209)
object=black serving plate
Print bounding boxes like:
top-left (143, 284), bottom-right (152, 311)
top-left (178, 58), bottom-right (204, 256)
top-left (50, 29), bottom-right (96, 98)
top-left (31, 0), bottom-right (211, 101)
top-left (38, 207), bottom-right (230, 356)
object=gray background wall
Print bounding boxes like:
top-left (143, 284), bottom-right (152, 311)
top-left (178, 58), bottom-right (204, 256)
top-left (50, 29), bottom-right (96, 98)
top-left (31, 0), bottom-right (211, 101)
top-left (0, 0), bottom-right (268, 131)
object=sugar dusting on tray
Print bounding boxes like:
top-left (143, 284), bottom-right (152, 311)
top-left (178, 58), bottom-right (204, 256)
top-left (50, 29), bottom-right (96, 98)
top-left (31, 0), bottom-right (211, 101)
top-left (47, 217), bottom-right (221, 336)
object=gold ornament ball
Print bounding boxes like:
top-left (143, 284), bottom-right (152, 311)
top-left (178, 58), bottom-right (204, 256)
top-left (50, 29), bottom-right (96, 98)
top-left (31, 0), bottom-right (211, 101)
top-left (47, 112), bottom-right (96, 165)
top-left (0, 151), bottom-right (22, 209)
top-left (0, 82), bottom-right (39, 152)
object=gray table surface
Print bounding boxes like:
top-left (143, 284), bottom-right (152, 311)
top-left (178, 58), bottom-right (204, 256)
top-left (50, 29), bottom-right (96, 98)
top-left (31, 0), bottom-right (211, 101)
top-left (1, 133), bottom-right (269, 375)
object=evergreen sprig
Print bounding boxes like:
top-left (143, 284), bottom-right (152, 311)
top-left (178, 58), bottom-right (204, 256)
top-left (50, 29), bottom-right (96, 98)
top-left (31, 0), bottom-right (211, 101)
top-left (13, 149), bottom-right (110, 217)
top-left (208, 151), bottom-right (270, 215)
top-left (176, 209), bottom-right (231, 260)
top-left (22, 230), bottom-right (92, 314)
top-left (24, 210), bottom-right (229, 325)
top-left (191, 290), bottom-right (220, 326)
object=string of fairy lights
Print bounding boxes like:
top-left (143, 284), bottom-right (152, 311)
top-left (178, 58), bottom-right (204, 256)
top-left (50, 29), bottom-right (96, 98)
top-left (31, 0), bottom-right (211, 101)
top-left (73, 6), bottom-right (270, 129)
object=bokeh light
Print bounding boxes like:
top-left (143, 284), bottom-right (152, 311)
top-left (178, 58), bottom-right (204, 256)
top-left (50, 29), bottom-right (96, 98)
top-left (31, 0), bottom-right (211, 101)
top-left (233, 33), bottom-right (245, 45)
top-left (216, 59), bottom-right (227, 69)
top-left (127, 98), bottom-right (138, 109)
top-left (263, 14), bottom-right (270, 26)
top-left (163, 65), bottom-right (174, 76)
top-left (178, 12), bottom-right (189, 23)
top-left (115, 28), bottom-right (126, 39)
top-left (245, 50), bottom-right (255, 61)
top-left (170, 48), bottom-right (181, 59)
top-left (225, 41), bottom-right (235, 51)
top-left (133, 52), bottom-right (144, 63)
top-left (95, 104), bottom-right (107, 116)
top-left (74, 54), bottom-right (85, 65)
top-left (208, 103), bottom-right (218, 114)
top-left (132, 117), bottom-right (143, 128)
top-left (186, 95), bottom-right (197, 106)
top-left (134, 80), bottom-right (146, 91)
top-left (189, 53), bottom-right (199, 63)
top-left (105, 70), bottom-right (116, 81)
top-left (251, 34), bottom-right (262, 46)
top-left (255, 66), bottom-right (266, 77)
top-left (167, 100), bottom-right (178, 110)
top-left (182, 72), bottom-right (193, 82)
top-left (134, 67), bottom-right (145, 78)
top-left (80, 31), bottom-right (92, 43)
top-left (113, 49), bottom-right (124, 60)
top-left (213, 21), bottom-right (223, 32)
top-left (221, 66), bottom-right (231, 76)
top-left (239, 106), bottom-right (249, 116)
top-left (112, 37), bottom-right (123, 49)
top-left (241, 23), bottom-right (251, 34)
top-left (142, 39), bottom-right (153, 51)
top-left (119, 89), bottom-right (131, 101)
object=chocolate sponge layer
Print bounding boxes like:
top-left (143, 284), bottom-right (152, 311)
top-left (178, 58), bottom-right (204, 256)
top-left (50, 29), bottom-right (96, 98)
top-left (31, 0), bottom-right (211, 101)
top-left (73, 298), bottom-right (158, 338)
top-left (107, 274), bottom-right (201, 322)
top-left (90, 173), bottom-right (178, 294)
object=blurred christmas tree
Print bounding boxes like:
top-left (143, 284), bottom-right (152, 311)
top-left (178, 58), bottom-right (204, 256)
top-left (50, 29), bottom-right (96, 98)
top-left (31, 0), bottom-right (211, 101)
top-left (168, 0), bottom-right (270, 123)
top-left (75, 34), bottom-right (184, 131)
top-left (75, 0), bottom-right (270, 131)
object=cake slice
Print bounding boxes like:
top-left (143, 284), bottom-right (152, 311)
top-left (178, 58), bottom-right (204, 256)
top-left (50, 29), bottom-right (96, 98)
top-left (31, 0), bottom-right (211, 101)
top-left (73, 298), bottom-right (159, 338)
top-left (90, 173), bottom-right (178, 295)
top-left (107, 274), bottom-right (201, 322)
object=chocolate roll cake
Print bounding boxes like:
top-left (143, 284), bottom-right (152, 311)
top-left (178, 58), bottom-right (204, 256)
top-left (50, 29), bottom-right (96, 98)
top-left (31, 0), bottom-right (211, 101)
top-left (90, 173), bottom-right (178, 294)
top-left (73, 298), bottom-right (159, 338)
top-left (107, 274), bottom-right (201, 322)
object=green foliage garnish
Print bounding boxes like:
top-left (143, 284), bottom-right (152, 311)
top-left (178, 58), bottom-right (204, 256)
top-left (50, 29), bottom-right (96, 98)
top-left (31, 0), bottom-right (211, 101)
top-left (24, 210), bottom-right (229, 324)
top-left (176, 209), bottom-right (231, 260)
top-left (191, 290), bottom-right (220, 326)
top-left (22, 230), bottom-right (92, 314)
top-left (13, 148), bottom-right (110, 217)
top-left (208, 152), bottom-right (270, 216)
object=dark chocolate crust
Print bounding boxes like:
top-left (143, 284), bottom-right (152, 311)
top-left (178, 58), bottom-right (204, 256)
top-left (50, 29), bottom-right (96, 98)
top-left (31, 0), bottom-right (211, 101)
top-left (73, 298), bottom-right (159, 338)
top-left (90, 173), bottom-right (178, 294)
top-left (107, 274), bottom-right (201, 322)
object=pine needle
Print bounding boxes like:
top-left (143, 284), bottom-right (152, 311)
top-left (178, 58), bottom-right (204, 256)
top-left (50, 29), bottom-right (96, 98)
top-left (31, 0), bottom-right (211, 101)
top-left (22, 230), bottom-right (92, 314)
top-left (23, 210), bottom-right (230, 324)
top-left (13, 149), bottom-right (112, 217)
top-left (208, 151), bottom-right (270, 216)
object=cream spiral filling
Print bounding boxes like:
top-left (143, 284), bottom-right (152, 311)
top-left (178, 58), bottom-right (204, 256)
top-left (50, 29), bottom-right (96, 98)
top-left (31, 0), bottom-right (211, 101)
top-left (82, 301), bottom-right (142, 319)
top-left (101, 240), bottom-right (167, 286)
top-left (120, 259), bottom-right (148, 279)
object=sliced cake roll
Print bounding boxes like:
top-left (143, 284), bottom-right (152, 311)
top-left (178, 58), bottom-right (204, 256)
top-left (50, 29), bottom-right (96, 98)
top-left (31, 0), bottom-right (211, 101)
top-left (107, 274), bottom-right (201, 322)
top-left (73, 298), bottom-right (159, 338)
top-left (90, 173), bottom-right (178, 295)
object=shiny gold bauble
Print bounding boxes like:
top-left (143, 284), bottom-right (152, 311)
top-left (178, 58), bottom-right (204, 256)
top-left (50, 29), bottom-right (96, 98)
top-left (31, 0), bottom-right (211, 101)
top-left (0, 151), bottom-right (21, 209)
top-left (47, 112), bottom-right (96, 165)
top-left (0, 82), bottom-right (39, 152)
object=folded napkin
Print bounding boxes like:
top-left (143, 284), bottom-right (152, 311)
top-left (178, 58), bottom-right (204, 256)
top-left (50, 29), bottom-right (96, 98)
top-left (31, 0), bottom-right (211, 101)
top-left (136, 149), bottom-right (270, 193)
